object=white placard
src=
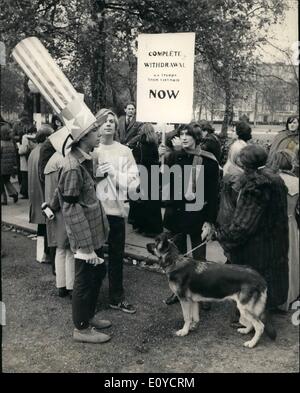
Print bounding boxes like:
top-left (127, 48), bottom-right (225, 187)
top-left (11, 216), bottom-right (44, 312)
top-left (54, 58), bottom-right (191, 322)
top-left (136, 32), bottom-right (195, 124)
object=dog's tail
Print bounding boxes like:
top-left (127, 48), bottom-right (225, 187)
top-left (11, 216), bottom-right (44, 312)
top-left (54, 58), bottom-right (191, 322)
top-left (261, 311), bottom-right (277, 340)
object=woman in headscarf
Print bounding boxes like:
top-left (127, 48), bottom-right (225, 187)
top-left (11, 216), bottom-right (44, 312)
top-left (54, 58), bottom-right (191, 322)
top-left (217, 144), bottom-right (289, 312)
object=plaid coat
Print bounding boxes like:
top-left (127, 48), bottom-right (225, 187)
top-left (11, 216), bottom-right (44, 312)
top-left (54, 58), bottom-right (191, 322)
top-left (52, 148), bottom-right (109, 253)
top-left (217, 170), bottom-right (289, 308)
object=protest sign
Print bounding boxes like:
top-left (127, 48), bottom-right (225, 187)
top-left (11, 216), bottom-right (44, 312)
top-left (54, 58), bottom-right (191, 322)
top-left (136, 32), bottom-right (195, 124)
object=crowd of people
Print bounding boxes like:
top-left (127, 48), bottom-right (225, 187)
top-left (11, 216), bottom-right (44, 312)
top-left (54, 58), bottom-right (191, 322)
top-left (1, 105), bottom-right (299, 344)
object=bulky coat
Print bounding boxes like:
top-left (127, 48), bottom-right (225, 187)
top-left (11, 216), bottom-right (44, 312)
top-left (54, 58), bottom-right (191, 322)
top-left (217, 169), bottom-right (289, 308)
top-left (28, 144), bottom-right (45, 224)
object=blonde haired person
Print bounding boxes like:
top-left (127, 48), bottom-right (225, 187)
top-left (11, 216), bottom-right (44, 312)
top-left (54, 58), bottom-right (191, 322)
top-left (94, 109), bottom-right (139, 314)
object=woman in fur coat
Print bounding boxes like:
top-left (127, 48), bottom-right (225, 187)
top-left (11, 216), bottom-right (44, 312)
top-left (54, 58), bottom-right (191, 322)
top-left (217, 144), bottom-right (289, 311)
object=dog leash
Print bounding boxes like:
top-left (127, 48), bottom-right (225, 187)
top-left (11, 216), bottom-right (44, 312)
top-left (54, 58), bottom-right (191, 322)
top-left (182, 240), bottom-right (208, 257)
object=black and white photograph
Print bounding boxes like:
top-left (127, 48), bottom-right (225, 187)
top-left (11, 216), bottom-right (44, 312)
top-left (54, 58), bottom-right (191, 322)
top-left (0, 0), bottom-right (299, 376)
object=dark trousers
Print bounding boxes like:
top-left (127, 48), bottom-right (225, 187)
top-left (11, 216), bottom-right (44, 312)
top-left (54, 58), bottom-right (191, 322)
top-left (170, 231), bottom-right (206, 260)
top-left (49, 246), bottom-right (56, 274)
top-left (72, 248), bottom-right (106, 330)
top-left (37, 224), bottom-right (49, 254)
top-left (1, 175), bottom-right (18, 200)
top-left (107, 215), bottom-right (125, 304)
top-left (20, 171), bottom-right (28, 197)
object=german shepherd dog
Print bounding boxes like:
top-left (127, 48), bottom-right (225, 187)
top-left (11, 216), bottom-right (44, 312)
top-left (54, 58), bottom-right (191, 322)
top-left (147, 233), bottom-right (276, 348)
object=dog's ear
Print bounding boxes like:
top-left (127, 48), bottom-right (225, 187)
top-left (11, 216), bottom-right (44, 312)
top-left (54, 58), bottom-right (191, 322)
top-left (169, 233), bottom-right (181, 245)
top-left (158, 233), bottom-right (170, 252)
top-left (146, 242), bottom-right (156, 255)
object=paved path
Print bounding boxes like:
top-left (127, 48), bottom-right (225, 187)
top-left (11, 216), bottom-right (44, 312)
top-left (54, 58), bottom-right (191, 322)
top-left (2, 124), bottom-right (280, 263)
top-left (1, 184), bottom-right (226, 263)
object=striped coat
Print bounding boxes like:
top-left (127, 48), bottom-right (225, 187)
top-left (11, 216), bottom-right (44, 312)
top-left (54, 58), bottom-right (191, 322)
top-left (217, 169), bottom-right (289, 309)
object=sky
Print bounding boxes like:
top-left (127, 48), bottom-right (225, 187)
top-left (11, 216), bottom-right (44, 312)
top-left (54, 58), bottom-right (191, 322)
top-left (260, 0), bottom-right (298, 63)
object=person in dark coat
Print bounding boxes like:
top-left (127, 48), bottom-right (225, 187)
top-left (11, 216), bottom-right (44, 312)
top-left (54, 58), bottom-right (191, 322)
top-left (162, 124), bottom-right (219, 256)
top-left (12, 112), bottom-right (32, 186)
top-left (160, 123), bottom-right (220, 305)
top-left (130, 123), bottom-right (163, 236)
top-left (16, 124), bottom-right (37, 199)
top-left (200, 121), bottom-right (222, 163)
top-left (0, 124), bottom-right (18, 204)
top-left (117, 102), bottom-right (142, 149)
top-left (216, 144), bottom-right (289, 311)
top-left (28, 125), bottom-right (53, 263)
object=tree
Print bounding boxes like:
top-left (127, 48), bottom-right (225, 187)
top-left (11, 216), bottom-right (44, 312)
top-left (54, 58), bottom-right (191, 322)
top-left (117, 0), bottom-right (290, 135)
top-left (193, 61), bottom-right (221, 122)
top-left (1, 63), bottom-right (24, 115)
top-left (0, 0), bottom-right (290, 132)
top-left (261, 76), bottom-right (290, 122)
top-left (193, 0), bottom-right (289, 136)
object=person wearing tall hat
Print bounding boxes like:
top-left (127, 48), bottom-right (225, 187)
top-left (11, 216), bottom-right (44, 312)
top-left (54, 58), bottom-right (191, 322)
top-left (49, 119), bottom-right (111, 344)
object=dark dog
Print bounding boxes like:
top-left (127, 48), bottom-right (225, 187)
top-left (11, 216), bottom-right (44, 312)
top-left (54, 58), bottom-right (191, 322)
top-left (147, 233), bottom-right (276, 348)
